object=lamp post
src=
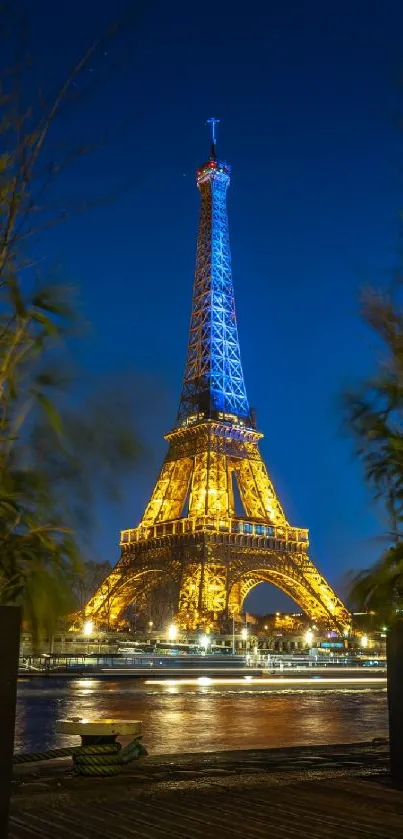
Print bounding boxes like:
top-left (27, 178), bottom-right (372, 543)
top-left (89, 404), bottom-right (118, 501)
top-left (199, 634), bottom-right (210, 654)
top-left (241, 626), bottom-right (248, 652)
top-left (167, 624), bottom-right (177, 643)
top-left (83, 620), bottom-right (93, 655)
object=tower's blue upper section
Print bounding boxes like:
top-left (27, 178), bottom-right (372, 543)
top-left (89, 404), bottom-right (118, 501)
top-left (176, 149), bottom-right (252, 428)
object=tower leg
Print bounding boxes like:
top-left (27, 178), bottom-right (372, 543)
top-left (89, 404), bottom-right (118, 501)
top-left (178, 564), bottom-right (202, 627)
top-left (178, 560), bottom-right (228, 629)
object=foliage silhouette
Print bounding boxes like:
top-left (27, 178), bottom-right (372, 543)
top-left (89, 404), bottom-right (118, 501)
top-left (0, 11), bottom-right (143, 633)
top-left (345, 290), bottom-right (403, 623)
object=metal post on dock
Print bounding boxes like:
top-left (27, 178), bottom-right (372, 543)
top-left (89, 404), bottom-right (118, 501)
top-left (0, 605), bottom-right (21, 837)
top-left (387, 621), bottom-right (403, 786)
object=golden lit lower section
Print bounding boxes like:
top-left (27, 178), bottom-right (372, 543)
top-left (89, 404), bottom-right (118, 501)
top-left (84, 420), bottom-right (351, 634)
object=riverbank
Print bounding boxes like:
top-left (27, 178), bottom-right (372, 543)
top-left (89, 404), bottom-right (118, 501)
top-left (9, 741), bottom-right (401, 838)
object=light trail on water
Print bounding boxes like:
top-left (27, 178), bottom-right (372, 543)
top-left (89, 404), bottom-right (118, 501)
top-left (145, 676), bottom-right (387, 687)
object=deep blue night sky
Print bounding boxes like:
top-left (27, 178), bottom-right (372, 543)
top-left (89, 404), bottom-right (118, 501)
top-left (27, 0), bottom-right (403, 612)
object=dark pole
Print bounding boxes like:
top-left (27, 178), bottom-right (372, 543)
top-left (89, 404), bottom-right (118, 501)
top-left (0, 605), bottom-right (21, 835)
top-left (387, 621), bottom-right (403, 787)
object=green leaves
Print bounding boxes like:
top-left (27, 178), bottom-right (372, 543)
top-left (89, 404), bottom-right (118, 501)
top-left (8, 279), bottom-right (26, 318)
top-left (0, 277), bottom-right (143, 633)
top-left (31, 287), bottom-right (76, 319)
top-left (345, 290), bottom-right (403, 621)
top-left (0, 14), bottom-right (144, 634)
top-left (35, 393), bottom-right (63, 436)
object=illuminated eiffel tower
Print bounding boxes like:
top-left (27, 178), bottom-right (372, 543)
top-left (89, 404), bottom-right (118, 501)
top-left (85, 121), bottom-right (350, 633)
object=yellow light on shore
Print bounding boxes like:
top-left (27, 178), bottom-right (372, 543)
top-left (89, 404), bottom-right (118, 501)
top-left (304, 629), bottom-right (314, 646)
top-left (241, 627), bottom-right (248, 640)
top-left (168, 623), bottom-right (177, 641)
top-left (199, 634), bottom-right (210, 650)
top-left (361, 634), bottom-right (369, 648)
top-left (83, 620), bottom-right (94, 638)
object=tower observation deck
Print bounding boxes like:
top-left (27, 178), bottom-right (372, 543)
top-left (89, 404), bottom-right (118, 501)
top-left (84, 122), bottom-right (351, 634)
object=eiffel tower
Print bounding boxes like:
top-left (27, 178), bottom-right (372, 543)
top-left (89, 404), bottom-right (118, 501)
top-left (85, 121), bottom-right (350, 633)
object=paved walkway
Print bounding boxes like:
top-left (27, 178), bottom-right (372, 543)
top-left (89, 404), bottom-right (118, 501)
top-left (9, 742), bottom-right (403, 839)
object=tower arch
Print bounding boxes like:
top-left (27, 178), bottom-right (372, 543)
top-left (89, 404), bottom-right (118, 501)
top-left (85, 561), bottom-right (181, 628)
top-left (228, 567), bottom-right (339, 626)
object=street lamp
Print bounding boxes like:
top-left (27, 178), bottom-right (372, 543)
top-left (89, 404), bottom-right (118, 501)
top-left (83, 620), bottom-right (93, 656)
top-left (168, 624), bottom-right (177, 642)
top-left (304, 629), bottom-right (314, 647)
top-left (199, 634), bottom-right (210, 652)
top-left (83, 620), bottom-right (93, 637)
top-left (361, 634), bottom-right (368, 649)
top-left (148, 620), bottom-right (154, 632)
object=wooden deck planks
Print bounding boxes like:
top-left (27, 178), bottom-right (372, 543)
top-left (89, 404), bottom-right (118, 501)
top-left (8, 777), bottom-right (403, 839)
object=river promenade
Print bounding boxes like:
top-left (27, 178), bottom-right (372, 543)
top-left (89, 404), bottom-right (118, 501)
top-left (9, 741), bottom-right (403, 838)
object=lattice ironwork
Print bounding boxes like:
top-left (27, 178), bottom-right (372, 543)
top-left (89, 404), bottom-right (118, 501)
top-left (177, 152), bottom-right (250, 425)
top-left (84, 126), bottom-right (351, 635)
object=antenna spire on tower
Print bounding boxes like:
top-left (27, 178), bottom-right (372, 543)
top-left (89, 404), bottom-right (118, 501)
top-left (207, 117), bottom-right (220, 158)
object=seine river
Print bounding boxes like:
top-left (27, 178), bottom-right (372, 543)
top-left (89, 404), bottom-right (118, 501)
top-left (15, 677), bottom-right (388, 754)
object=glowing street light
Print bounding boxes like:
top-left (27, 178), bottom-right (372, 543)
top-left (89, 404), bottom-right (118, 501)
top-left (241, 627), bottom-right (248, 641)
top-left (199, 634), bottom-right (210, 651)
top-left (83, 620), bottom-right (94, 638)
top-left (361, 634), bottom-right (369, 648)
top-left (148, 621), bottom-right (154, 630)
top-left (304, 629), bottom-right (314, 646)
top-left (264, 625), bottom-right (268, 631)
top-left (83, 620), bottom-right (94, 655)
top-left (168, 624), bottom-right (177, 642)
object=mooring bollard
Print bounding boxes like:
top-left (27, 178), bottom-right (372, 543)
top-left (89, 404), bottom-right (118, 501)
top-left (56, 719), bottom-right (145, 776)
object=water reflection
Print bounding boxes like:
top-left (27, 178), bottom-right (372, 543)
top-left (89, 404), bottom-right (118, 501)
top-left (15, 678), bottom-right (388, 755)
